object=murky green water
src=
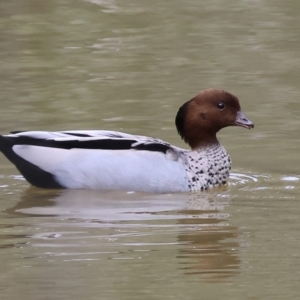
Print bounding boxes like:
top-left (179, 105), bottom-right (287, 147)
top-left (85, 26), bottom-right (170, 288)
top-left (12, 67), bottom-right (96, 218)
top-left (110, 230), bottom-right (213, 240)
top-left (0, 0), bottom-right (300, 299)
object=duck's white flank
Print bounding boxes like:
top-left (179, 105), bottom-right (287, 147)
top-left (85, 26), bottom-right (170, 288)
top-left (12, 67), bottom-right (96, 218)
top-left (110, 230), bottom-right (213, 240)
top-left (13, 141), bottom-right (189, 193)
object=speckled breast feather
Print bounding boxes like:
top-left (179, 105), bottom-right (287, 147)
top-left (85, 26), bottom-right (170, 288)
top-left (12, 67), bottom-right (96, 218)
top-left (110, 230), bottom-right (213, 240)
top-left (183, 144), bottom-right (231, 192)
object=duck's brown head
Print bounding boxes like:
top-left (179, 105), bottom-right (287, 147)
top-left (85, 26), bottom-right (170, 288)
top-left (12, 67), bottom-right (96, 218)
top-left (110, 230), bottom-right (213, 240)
top-left (175, 89), bottom-right (254, 149)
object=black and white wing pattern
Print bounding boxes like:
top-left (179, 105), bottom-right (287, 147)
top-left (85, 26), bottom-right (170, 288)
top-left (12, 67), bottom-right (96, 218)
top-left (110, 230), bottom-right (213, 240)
top-left (4, 130), bottom-right (182, 153)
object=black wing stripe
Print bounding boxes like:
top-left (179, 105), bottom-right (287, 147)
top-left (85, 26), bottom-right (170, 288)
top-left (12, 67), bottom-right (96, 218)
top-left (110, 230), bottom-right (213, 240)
top-left (63, 132), bottom-right (91, 137)
top-left (10, 131), bottom-right (25, 134)
top-left (4, 136), bottom-right (171, 153)
top-left (134, 143), bottom-right (171, 153)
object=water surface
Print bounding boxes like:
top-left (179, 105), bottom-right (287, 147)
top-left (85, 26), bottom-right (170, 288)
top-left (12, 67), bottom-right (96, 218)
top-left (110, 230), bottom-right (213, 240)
top-left (0, 0), bottom-right (300, 299)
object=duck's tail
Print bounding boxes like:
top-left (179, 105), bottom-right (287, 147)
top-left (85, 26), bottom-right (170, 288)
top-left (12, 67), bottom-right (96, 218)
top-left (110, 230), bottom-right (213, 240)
top-left (0, 135), bottom-right (63, 189)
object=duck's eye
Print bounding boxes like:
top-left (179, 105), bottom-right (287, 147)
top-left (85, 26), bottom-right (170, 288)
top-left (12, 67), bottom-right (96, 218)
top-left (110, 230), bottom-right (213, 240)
top-left (217, 102), bottom-right (225, 110)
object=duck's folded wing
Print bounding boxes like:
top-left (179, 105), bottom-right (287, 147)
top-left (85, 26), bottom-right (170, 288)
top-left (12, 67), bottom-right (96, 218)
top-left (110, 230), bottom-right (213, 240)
top-left (4, 130), bottom-right (175, 153)
top-left (0, 130), bottom-right (184, 189)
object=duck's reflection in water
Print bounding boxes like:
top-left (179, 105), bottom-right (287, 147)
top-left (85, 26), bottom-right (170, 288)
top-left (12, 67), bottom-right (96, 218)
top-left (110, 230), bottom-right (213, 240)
top-left (8, 187), bottom-right (240, 282)
top-left (176, 193), bottom-right (240, 282)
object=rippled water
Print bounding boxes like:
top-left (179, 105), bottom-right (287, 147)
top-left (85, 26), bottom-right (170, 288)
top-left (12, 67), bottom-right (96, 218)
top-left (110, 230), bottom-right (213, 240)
top-left (1, 0), bottom-right (300, 299)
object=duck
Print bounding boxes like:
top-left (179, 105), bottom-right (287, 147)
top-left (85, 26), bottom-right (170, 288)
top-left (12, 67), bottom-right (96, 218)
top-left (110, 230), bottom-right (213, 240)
top-left (0, 88), bottom-right (254, 193)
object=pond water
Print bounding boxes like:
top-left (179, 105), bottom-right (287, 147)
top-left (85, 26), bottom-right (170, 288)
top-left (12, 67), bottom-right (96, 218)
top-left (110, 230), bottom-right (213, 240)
top-left (0, 0), bottom-right (300, 299)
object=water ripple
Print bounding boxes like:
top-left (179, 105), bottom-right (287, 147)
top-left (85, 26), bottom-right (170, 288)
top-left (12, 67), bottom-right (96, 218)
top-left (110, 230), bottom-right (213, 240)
top-left (229, 170), bottom-right (300, 197)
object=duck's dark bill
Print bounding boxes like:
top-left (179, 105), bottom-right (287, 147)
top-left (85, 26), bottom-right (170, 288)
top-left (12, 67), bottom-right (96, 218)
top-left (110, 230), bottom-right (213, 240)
top-left (234, 111), bottom-right (254, 129)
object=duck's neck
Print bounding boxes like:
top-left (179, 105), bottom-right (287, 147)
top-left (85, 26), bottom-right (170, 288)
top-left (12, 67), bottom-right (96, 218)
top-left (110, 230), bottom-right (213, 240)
top-left (188, 133), bottom-right (219, 151)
